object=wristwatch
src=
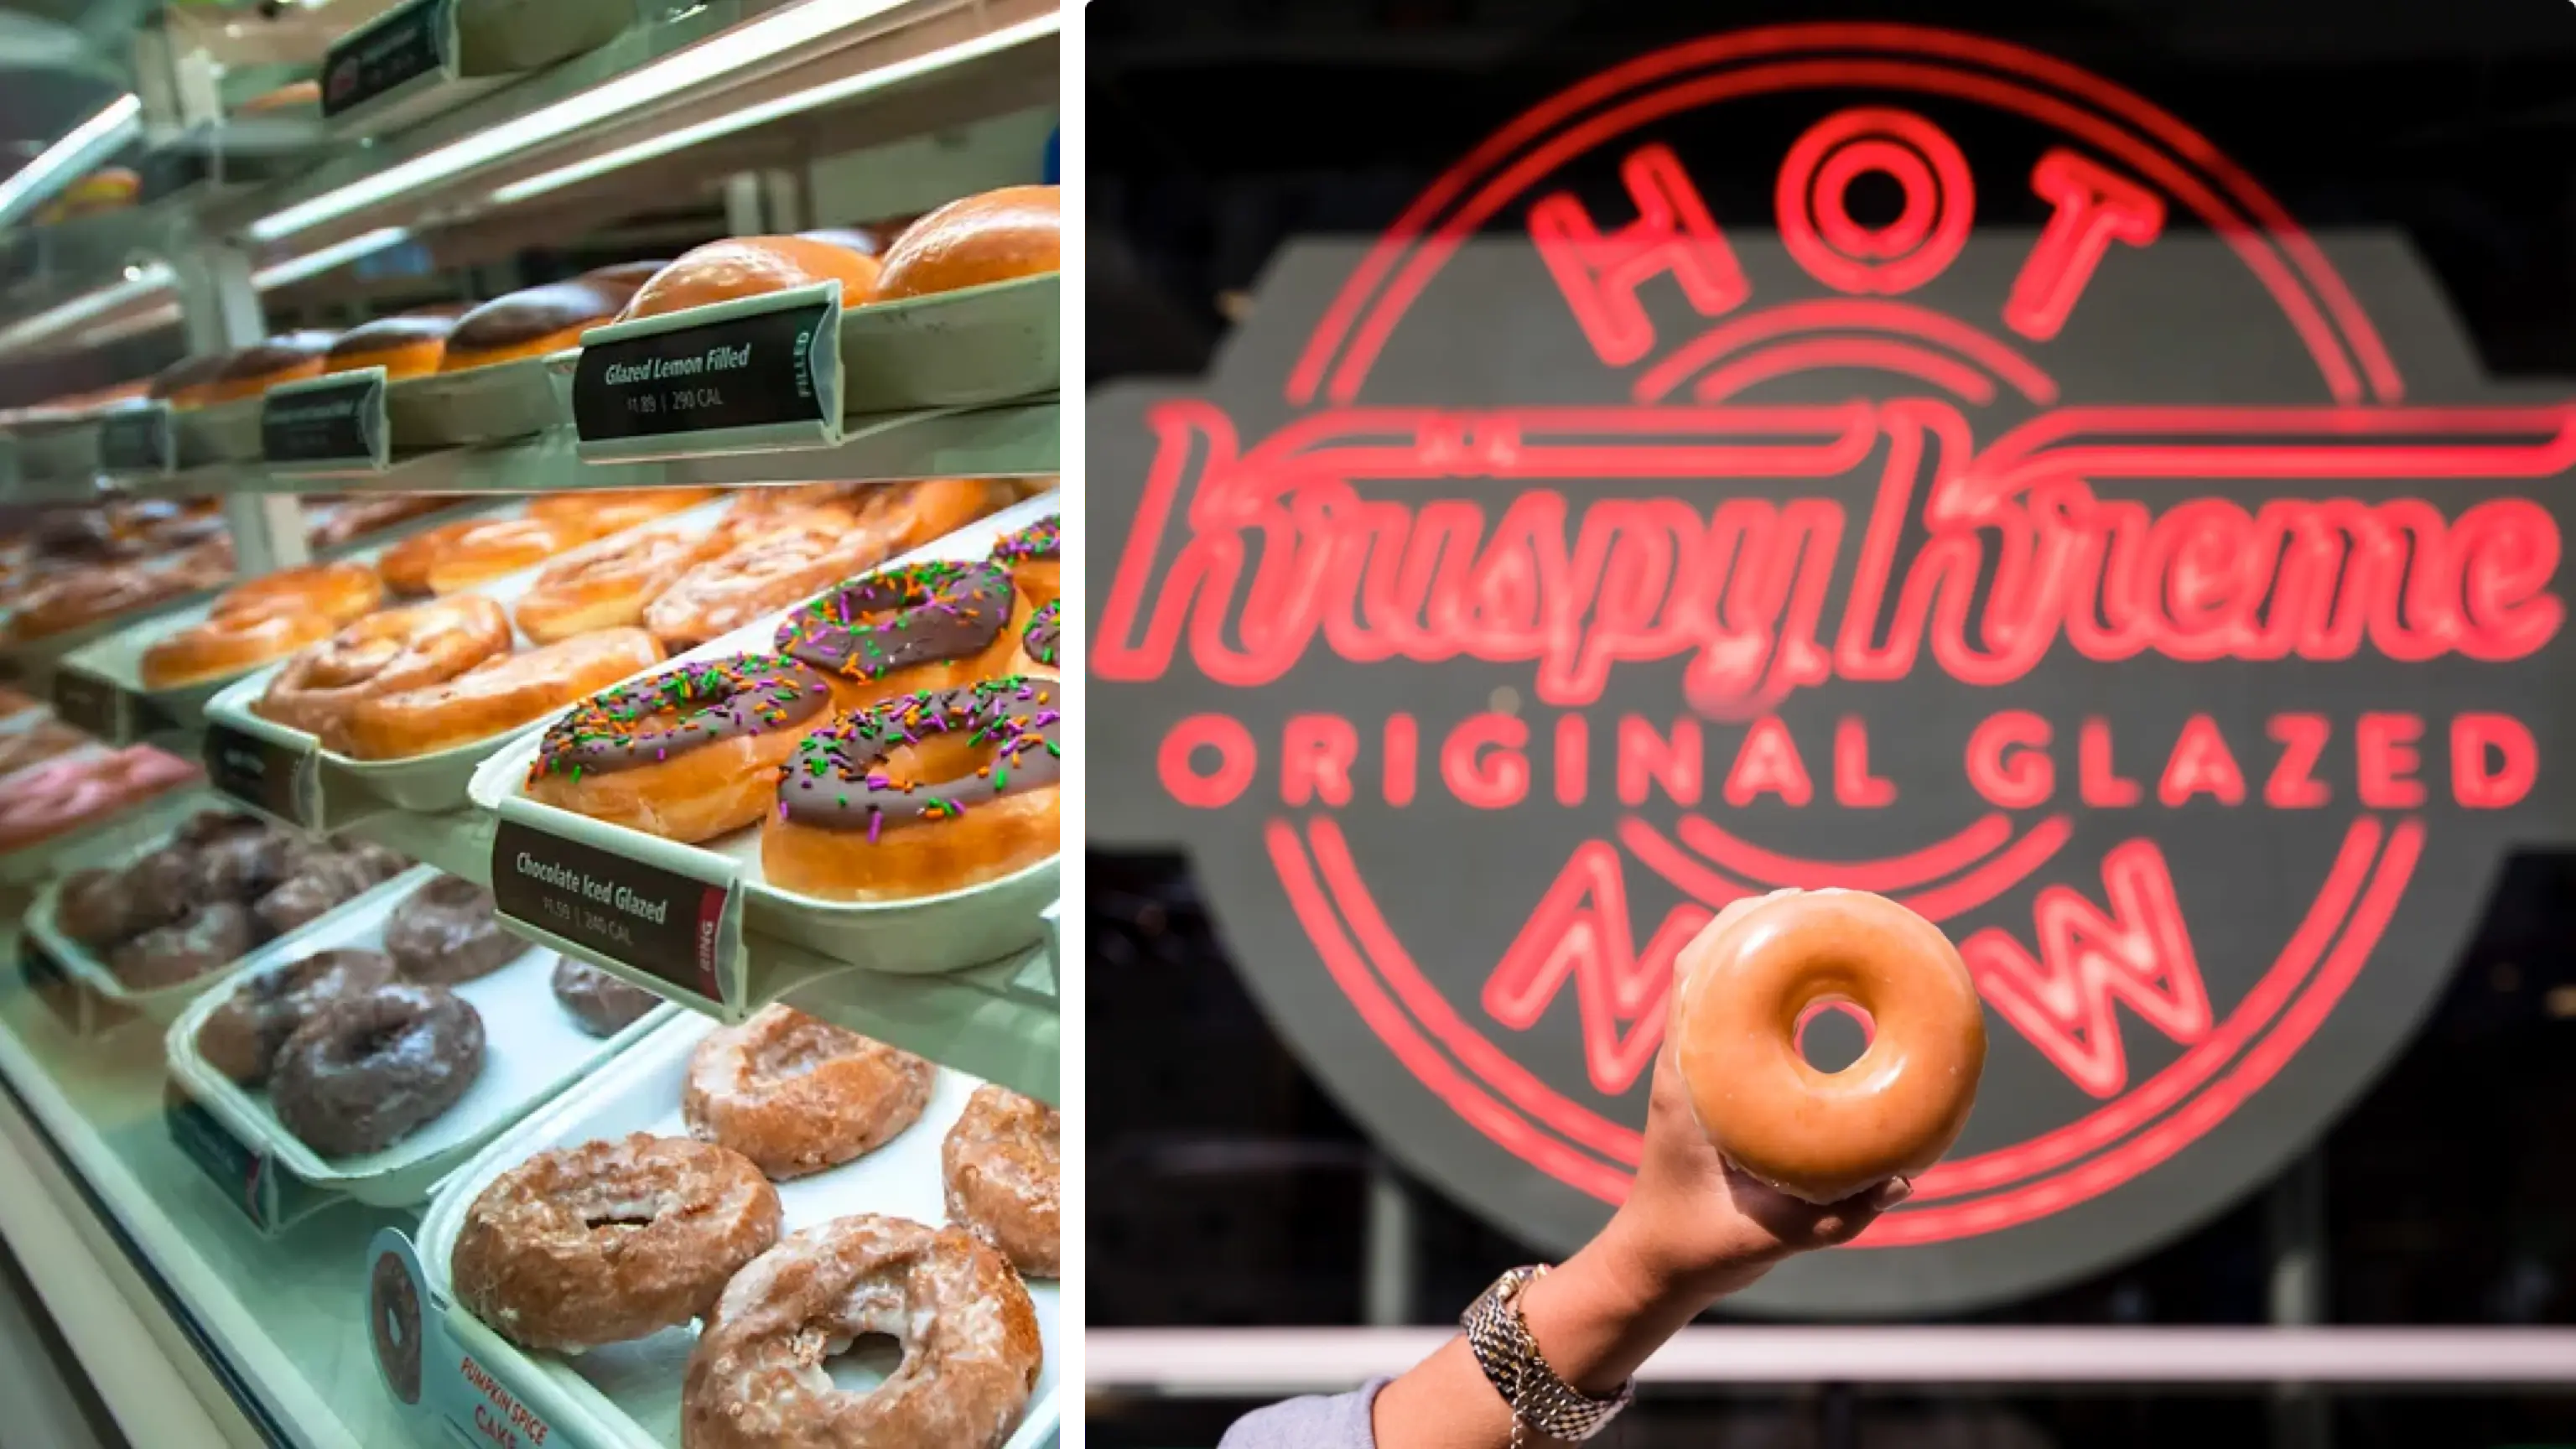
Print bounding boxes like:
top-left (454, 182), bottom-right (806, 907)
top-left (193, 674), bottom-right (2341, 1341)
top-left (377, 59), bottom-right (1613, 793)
top-left (1460, 1264), bottom-right (1635, 1444)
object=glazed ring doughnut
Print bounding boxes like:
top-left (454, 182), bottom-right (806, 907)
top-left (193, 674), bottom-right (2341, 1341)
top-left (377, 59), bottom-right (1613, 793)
top-left (512, 526), bottom-right (729, 644)
top-left (989, 516), bottom-right (1058, 609)
top-left (0, 746), bottom-right (199, 854)
top-left (772, 559), bottom-right (1026, 710)
top-left (524, 487), bottom-right (716, 538)
top-left (140, 562), bottom-right (384, 688)
top-left (851, 476), bottom-right (1007, 557)
top-left (382, 876), bottom-right (522, 985)
top-left (641, 513), bottom-right (896, 650)
top-left (376, 520), bottom-right (481, 597)
top-left (423, 517), bottom-right (585, 595)
top-left (1010, 598), bottom-right (1059, 676)
top-left (336, 626), bottom-right (665, 761)
top-left (682, 1214), bottom-right (1041, 1449)
top-left (254, 595), bottom-right (512, 741)
top-left (682, 1005), bottom-right (933, 1179)
top-left (522, 654), bottom-right (833, 843)
top-left (943, 1084), bottom-right (1060, 1278)
top-left (450, 1134), bottom-right (782, 1351)
top-left (1672, 888), bottom-right (1987, 1204)
top-left (269, 983), bottom-right (486, 1157)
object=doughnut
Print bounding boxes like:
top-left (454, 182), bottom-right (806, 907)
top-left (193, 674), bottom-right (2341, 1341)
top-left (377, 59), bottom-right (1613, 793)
top-left (375, 519), bottom-right (481, 596)
top-left (423, 517), bottom-right (585, 595)
top-left (450, 1134), bottom-right (781, 1350)
top-left (761, 677), bottom-right (1061, 902)
top-left (989, 516), bottom-right (1059, 609)
top-left (868, 184), bottom-right (1061, 301)
top-left (799, 220), bottom-right (916, 257)
top-left (324, 314), bottom-right (459, 381)
top-left (383, 876), bottom-right (523, 984)
top-left (579, 259), bottom-right (671, 292)
top-left (254, 595), bottom-right (512, 745)
top-left (0, 719), bottom-right (86, 777)
top-left (943, 1084), bottom-right (1060, 1278)
top-left (269, 983), bottom-right (486, 1157)
top-left (681, 1005), bottom-right (932, 1179)
top-left (254, 843), bottom-right (409, 937)
top-left (682, 1215), bottom-right (1041, 1449)
top-left (550, 956), bottom-right (662, 1036)
top-left (307, 495), bottom-right (452, 548)
top-left (201, 331), bottom-right (338, 406)
top-left (371, 1250), bottom-right (423, 1405)
top-left (772, 559), bottom-right (1026, 710)
top-left (195, 948), bottom-right (399, 1085)
top-left (853, 476), bottom-right (1010, 556)
top-left (439, 279), bottom-right (634, 373)
top-left (1672, 888), bottom-right (1988, 1205)
top-left (711, 482), bottom-right (869, 547)
top-left (0, 746), bottom-right (199, 854)
top-left (336, 626), bottom-right (664, 761)
top-left (641, 513), bottom-right (898, 650)
top-left (524, 486), bottom-right (716, 539)
top-left (150, 352), bottom-right (231, 410)
top-left (140, 561), bottom-right (385, 688)
top-left (8, 563), bottom-right (205, 641)
top-left (617, 236), bottom-right (882, 322)
top-left (107, 901), bottom-right (254, 990)
top-left (523, 655), bottom-right (833, 842)
top-left (513, 525), bottom-right (729, 644)
top-left (1010, 598), bottom-right (1059, 676)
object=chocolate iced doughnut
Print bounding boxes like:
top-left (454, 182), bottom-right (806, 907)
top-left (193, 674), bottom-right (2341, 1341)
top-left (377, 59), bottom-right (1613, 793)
top-left (772, 560), bottom-right (1018, 687)
top-left (195, 948), bottom-right (398, 1085)
top-left (371, 1250), bottom-right (423, 1405)
top-left (550, 957), bottom-right (662, 1036)
top-left (776, 678), bottom-right (1062, 835)
top-left (254, 850), bottom-right (395, 937)
top-left (1019, 598), bottom-right (1059, 670)
top-left (54, 868), bottom-right (135, 947)
top-left (383, 876), bottom-right (521, 984)
top-left (270, 984), bottom-right (485, 1156)
top-left (989, 517), bottom-right (1057, 569)
top-left (109, 902), bottom-right (255, 990)
top-left (528, 655), bottom-right (831, 782)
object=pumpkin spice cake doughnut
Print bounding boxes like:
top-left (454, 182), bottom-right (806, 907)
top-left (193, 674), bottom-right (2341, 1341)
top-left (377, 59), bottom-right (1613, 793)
top-left (522, 655), bottom-right (834, 842)
top-left (943, 1084), bottom-right (1060, 1279)
top-left (337, 626), bottom-right (665, 761)
top-left (269, 983), bottom-right (485, 1157)
top-left (682, 1214), bottom-right (1041, 1449)
top-left (140, 560), bottom-right (384, 688)
top-left (682, 1005), bottom-right (932, 1179)
top-left (255, 595), bottom-right (512, 747)
top-left (451, 1134), bottom-right (782, 1351)
top-left (772, 559), bottom-right (1026, 710)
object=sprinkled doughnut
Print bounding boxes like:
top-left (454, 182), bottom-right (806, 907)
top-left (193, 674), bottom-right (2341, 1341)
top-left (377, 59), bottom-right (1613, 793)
top-left (760, 676), bottom-right (1061, 901)
top-left (773, 559), bottom-right (1026, 709)
top-left (989, 515), bottom-right (1058, 609)
top-left (682, 1005), bottom-right (932, 1179)
top-left (943, 1084), bottom-right (1060, 1278)
top-left (1010, 598), bottom-right (1059, 676)
top-left (523, 655), bottom-right (833, 843)
top-left (682, 1214), bottom-right (1041, 1449)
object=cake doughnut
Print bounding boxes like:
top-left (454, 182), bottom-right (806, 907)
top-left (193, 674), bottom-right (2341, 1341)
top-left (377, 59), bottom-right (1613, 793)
top-left (943, 1085), bottom-right (1060, 1278)
top-left (383, 876), bottom-right (523, 984)
top-left (371, 1250), bottom-right (423, 1405)
top-left (324, 314), bottom-right (459, 381)
top-left (641, 514), bottom-right (897, 650)
top-left (550, 957), bottom-right (662, 1036)
top-left (523, 655), bottom-right (833, 842)
top-left (254, 595), bottom-right (512, 745)
top-left (761, 677), bottom-right (1061, 901)
top-left (439, 279), bottom-right (634, 373)
top-left (0, 747), bottom-right (199, 854)
top-left (1010, 599), bottom-right (1059, 676)
top-left (868, 184), bottom-right (1061, 301)
top-left (989, 516), bottom-right (1058, 609)
top-left (514, 525), bottom-right (729, 643)
top-left (772, 560), bottom-right (1026, 710)
top-left (254, 844), bottom-right (408, 937)
top-left (682, 1005), bottom-right (932, 1179)
top-left (201, 331), bottom-right (339, 406)
top-left (195, 948), bottom-right (399, 1085)
top-left (338, 627), bottom-right (664, 761)
top-left (451, 1134), bottom-right (781, 1350)
top-left (1672, 887), bottom-right (1988, 1205)
top-left (617, 236), bottom-right (882, 322)
top-left (140, 561), bottom-right (385, 688)
top-left (423, 517), bottom-right (585, 595)
top-left (682, 1215), bottom-right (1041, 1449)
top-left (270, 983), bottom-right (485, 1156)
top-left (108, 901), bottom-right (255, 990)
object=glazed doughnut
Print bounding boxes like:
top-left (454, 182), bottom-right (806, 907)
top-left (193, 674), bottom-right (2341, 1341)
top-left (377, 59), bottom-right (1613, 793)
top-left (761, 676), bottom-right (1061, 901)
top-left (712, 482), bottom-right (870, 547)
top-left (324, 314), bottom-right (458, 380)
top-left (579, 260), bottom-right (671, 292)
top-left (140, 561), bottom-right (385, 688)
top-left (617, 236), bottom-right (882, 321)
top-left (201, 331), bottom-right (338, 406)
top-left (682, 1214), bottom-right (1040, 1449)
top-left (1672, 888), bottom-right (1987, 1205)
top-left (1010, 598), bottom-right (1059, 677)
top-left (383, 876), bottom-right (523, 984)
top-left (524, 486), bottom-right (716, 539)
top-left (682, 1005), bottom-right (932, 1179)
top-left (550, 957), bottom-right (662, 1036)
top-left (439, 279), bottom-right (633, 373)
top-left (513, 524), bottom-right (729, 643)
top-left (253, 595), bottom-right (513, 743)
top-left (270, 983), bottom-right (485, 1157)
top-left (337, 626), bottom-right (664, 761)
top-left (799, 220), bottom-right (916, 257)
top-left (8, 563), bottom-right (205, 641)
top-left (195, 948), bottom-right (399, 1086)
top-left (989, 516), bottom-right (1059, 610)
top-left (641, 514), bottom-right (897, 650)
top-left (423, 517), bottom-right (586, 595)
top-left (307, 495), bottom-right (452, 548)
top-left (452, 1134), bottom-right (781, 1351)
top-left (253, 844), bottom-right (408, 937)
top-left (0, 719), bottom-right (86, 778)
top-left (869, 185), bottom-right (1061, 301)
top-left (522, 655), bottom-right (833, 842)
top-left (943, 1084), bottom-right (1060, 1278)
top-left (374, 518), bottom-right (485, 596)
top-left (0, 746), bottom-right (198, 854)
top-left (853, 476), bottom-right (1010, 556)
top-left (772, 559), bottom-right (1026, 709)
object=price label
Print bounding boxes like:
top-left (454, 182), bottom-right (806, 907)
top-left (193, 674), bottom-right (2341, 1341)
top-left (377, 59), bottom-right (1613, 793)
top-left (203, 724), bottom-right (315, 829)
top-left (322, 0), bottom-right (447, 118)
top-left (571, 283), bottom-right (841, 460)
top-left (52, 666), bottom-right (133, 742)
top-left (368, 1229), bottom-right (560, 1447)
top-left (490, 816), bottom-right (735, 1006)
top-left (164, 1083), bottom-right (322, 1231)
top-left (97, 402), bottom-right (174, 476)
top-left (262, 368), bottom-right (389, 474)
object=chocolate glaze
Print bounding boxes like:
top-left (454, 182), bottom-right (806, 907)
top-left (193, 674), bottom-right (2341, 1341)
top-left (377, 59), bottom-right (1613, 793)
top-left (532, 654), bottom-right (830, 781)
top-left (1021, 599), bottom-right (1059, 668)
top-left (550, 956), bottom-right (662, 1036)
top-left (775, 675), bottom-right (1062, 834)
top-left (270, 983), bottom-right (485, 1157)
top-left (989, 517), bottom-right (1059, 566)
top-left (384, 876), bottom-right (521, 984)
top-left (326, 314), bottom-right (458, 363)
top-left (446, 281), bottom-right (627, 356)
top-left (109, 901), bottom-right (255, 990)
top-left (195, 948), bottom-right (399, 1086)
top-left (773, 561), bottom-right (1015, 682)
top-left (148, 352), bottom-right (229, 399)
top-left (213, 331), bottom-right (337, 386)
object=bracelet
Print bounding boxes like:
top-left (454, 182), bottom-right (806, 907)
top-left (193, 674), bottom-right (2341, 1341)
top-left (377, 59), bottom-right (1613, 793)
top-left (1460, 1265), bottom-right (1635, 1444)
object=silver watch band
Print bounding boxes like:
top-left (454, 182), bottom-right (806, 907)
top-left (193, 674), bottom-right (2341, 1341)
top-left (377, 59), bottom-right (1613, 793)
top-left (1460, 1265), bottom-right (1636, 1444)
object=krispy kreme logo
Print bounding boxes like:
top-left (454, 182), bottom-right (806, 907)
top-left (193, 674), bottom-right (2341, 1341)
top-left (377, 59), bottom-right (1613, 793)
top-left (1088, 23), bottom-right (2576, 1312)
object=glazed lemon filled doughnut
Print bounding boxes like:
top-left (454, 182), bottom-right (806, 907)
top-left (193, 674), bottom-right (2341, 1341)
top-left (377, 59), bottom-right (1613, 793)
top-left (761, 676), bottom-right (1062, 901)
top-left (1672, 888), bottom-right (1987, 1205)
top-left (771, 559), bottom-right (1027, 711)
top-left (513, 523), bottom-right (729, 644)
top-left (616, 236), bottom-right (882, 321)
top-left (254, 595), bottom-right (512, 745)
top-left (522, 655), bottom-right (834, 842)
top-left (337, 627), bottom-right (664, 761)
top-left (869, 184), bottom-right (1061, 301)
top-left (140, 560), bottom-right (383, 688)
top-left (682, 1005), bottom-right (932, 1179)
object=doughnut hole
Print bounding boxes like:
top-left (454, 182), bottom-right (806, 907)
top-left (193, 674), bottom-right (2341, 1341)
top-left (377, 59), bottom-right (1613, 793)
top-left (1794, 997), bottom-right (1877, 1073)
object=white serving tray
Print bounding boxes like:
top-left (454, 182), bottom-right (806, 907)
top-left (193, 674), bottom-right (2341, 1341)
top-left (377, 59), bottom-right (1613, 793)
top-left (417, 1013), bottom-right (1059, 1449)
top-left (466, 491), bottom-right (1063, 980)
top-left (165, 865), bottom-right (677, 1205)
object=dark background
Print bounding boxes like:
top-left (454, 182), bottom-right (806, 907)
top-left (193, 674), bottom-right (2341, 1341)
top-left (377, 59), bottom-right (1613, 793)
top-left (1088, 1), bottom-right (2576, 1444)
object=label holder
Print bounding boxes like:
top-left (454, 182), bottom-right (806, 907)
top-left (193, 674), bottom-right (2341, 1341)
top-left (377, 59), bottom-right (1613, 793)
top-left (202, 722), bottom-right (319, 833)
top-left (262, 367), bottom-right (391, 475)
top-left (52, 664), bottom-right (144, 744)
top-left (166, 1082), bottom-right (330, 1234)
top-left (488, 804), bottom-right (745, 1015)
top-left (570, 280), bottom-right (844, 463)
top-left (97, 402), bottom-right (175, 478)
top-left (320, 0), bottom-right (454, 121)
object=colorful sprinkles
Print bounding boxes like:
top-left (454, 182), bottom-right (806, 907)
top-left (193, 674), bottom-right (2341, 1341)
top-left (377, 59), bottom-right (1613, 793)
top-left (988, 516), bottom-right (1059, 566)
top-left (772, 559), bottom-right (1015, 681)
top-left (772, 675), bottom-right (1062, 835)
top-left (530, 653), bottom-right (831, 782)
top-left (1021, 598), bottom-right (1059, 668)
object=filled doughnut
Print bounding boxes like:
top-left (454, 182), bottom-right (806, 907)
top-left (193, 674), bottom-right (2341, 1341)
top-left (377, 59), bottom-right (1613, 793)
top-left (0, 747), bottom-right (199, 854)
top-left (682, 1215), bottom-right (1041, 1449)
top-left (337, 626), bottom-right (664, 761)
top-left (254, 595), bottom-right (512, 746)
top-left (269, 983), bottom-right (486, 1157)
top-left (201, 331), bottom-right (339, 406)
top-left (140, 561), bottom-right (385, 688)
top-left (195, 948), bottom-right (399, 1085)
top-left (513, 524), bottom-right (729, 643)
top-left (439, 279), bottom-right (634, 373)
top-left (324, 314), bottom-right (459, 380)
top-left (1672, 888), bottom-right (1987, 1205)
top-left (452, 1134), bottom-right (781, 1350)
top-left (383, 876), bottom-right (522, 984)
top-left (522, 655), bottom-right (833, 842)
top-left (617, 236), bottom-right (882, 321)
top-left (422, 516), bottom-right (585, 595)
top-left (761, 676), bottom-right (1062, 901)
top-left (772, 559), bottom-right (1026, 710)
top-left (550, 957), bottom-right (662, 1036)
top-left (1010, 599), bottom-right (1059, 677)
top-left (943, 1084), bottom-right (1060, 1278)
top-left (868, 184), bottom-right (1061, 301)
top-left (989, 516), bottom-right (1058, 609)
top-left (681, 1005), bottom-right (932, 1179)
top-left (641, 513), bottom-right (899, 650)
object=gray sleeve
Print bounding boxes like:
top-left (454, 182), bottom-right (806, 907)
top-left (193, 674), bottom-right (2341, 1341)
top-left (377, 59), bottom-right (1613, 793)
top-left (1215, 1378), bottom-right (1389, 1449)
